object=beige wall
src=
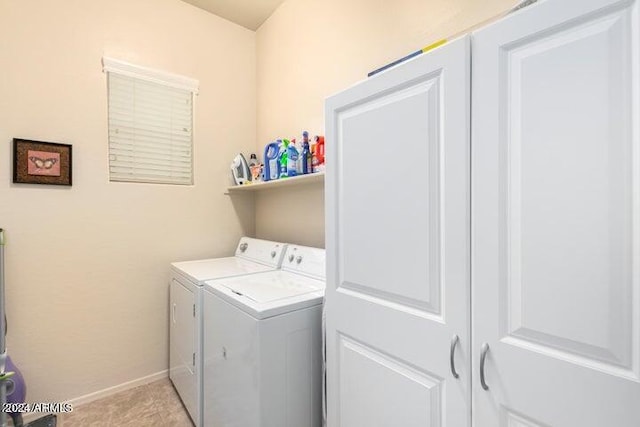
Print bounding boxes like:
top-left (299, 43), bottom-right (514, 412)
top-left (0, 0), bottom-right (255, 403)
top-left (255, 0), bottom-right (514, 247)
top-left (0, 0), bottom-right (521, 405)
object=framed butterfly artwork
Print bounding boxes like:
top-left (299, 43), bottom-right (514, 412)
top-left (13, 138), bottom-right (72, 186)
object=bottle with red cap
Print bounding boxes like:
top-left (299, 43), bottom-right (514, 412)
top-left (312, 135), bottom-right (325, 173)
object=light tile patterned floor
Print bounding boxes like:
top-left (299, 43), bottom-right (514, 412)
top-left (57, 379), bottom-right (193, 427)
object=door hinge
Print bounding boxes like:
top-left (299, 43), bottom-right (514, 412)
top-left (193, 304), bottom-right (195, 317)
top-left (192, 353), bottom-right (195, 366)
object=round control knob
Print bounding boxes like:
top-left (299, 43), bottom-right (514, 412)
top-left (271, 250), bottom-right (276, 258)
top-left (288, 254), bottom-right (295, 262)
top-left (296, 256), bottom-right (303, 264)
top-left (239, 242), bottom-right (248, 252)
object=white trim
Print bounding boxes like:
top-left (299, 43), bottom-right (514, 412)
top-left (15, 370), bottom-right (168, 425)
top-left (67, 369), bottom-right (168, 407)
top-left (19, 411), bottom-right (52, 425)
top-left (102, 57), bottom-right (199, 94)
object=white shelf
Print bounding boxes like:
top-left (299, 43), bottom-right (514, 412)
top-left (226, 172), bottom-right (325, 194)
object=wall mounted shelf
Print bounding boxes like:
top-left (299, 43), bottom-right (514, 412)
top-left (225, 172), bottom-right (325, 194)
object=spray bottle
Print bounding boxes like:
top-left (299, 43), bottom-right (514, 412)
top-left (279, 139), bottom-right (290, 179)
top-left (287, 139), bottom-right (299, 177)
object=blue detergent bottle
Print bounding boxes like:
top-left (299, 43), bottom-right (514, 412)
top-left (287, 141), bottom-right (299, 177)
top-left (263, 141), bottom-right (280, 181)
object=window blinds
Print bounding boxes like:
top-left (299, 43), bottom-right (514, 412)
top-left (103, 58), bottom-right (198, 185)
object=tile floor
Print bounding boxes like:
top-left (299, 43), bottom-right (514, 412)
top-left (53, 378), bottom-right (193, 427)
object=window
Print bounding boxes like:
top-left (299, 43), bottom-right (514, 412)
top-left (103, 57), bottom-right (199, 185)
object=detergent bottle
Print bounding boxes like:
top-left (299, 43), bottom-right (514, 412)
top-left (263, 141), bottom-right (280, 181)
top-left (279, 139), bottom-right (290, 179)
top-left (312, 135), bottom-right (325, 173)
top-left (287, 140), bottom-right (299, 177)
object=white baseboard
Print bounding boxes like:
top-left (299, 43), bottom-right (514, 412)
top-left (15, 370), bottom-right (169, 425)
top-left (68, 370), bottom-right (169, 407)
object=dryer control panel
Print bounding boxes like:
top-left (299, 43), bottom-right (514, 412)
top-left (235, 237), bottom-right (286, 267)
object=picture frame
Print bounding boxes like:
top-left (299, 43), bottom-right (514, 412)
top-left (13, 138), bottom-right (72, 186)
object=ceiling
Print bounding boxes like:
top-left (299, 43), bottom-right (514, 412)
top-left (180, 0), bottom-right (286, 30)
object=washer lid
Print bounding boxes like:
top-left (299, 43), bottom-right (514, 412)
top-left (220, 274), bottom-right (321, 303)
top-left (205, 271), bottom-right (325, 319)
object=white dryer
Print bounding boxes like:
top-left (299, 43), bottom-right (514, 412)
top-left (170, 237), bottom-right (286, 426)
top-left (202, 244), bottom-right (325, 427)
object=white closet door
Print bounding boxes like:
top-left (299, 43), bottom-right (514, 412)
top-left (472, 0), bottom-right (640, 425)
top-left (325, 36), bottom-right (470, 426)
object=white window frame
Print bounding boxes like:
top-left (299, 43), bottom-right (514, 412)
top-left (103, 57), bottom-right (199, 185)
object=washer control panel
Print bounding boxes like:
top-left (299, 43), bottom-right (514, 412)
top-left (282, 245), bottom-right (325, 279)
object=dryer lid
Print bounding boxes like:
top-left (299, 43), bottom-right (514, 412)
top-left (171, 256), bottom-right (274, 282)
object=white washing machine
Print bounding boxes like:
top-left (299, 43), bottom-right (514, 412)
top-left (170, 237), bottom-right (287, 426)
top-left (202, 244), bottom-right (325, 427)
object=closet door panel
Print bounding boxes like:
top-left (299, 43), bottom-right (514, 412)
top-left (326, 36), bottom-right (470, 426)
top-left (472, 0), bottom-right (640, 425)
